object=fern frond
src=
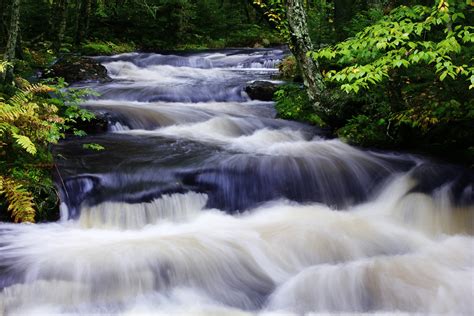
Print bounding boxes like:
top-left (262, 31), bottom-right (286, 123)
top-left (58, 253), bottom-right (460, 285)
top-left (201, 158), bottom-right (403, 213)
top-left (0, 176), bottom-right (36, 223)
top-left (0, 102), bottom-right (21, 122)
top-left (0, 60), bottom-right (11, 73)
top-left (9, 93), bottom-right (28, 108)
top-left (22, 83), bottom-right (55, 95)
top-left (12, 133), bottom-right (37, 155)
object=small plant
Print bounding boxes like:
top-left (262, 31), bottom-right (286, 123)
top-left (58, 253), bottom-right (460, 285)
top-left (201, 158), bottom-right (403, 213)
top-left (83, 143), bottom-right (105, 151)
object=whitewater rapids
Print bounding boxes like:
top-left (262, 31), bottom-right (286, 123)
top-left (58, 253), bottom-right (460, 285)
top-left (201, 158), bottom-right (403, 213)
top-left (0, 48), bottom-right (472, 315)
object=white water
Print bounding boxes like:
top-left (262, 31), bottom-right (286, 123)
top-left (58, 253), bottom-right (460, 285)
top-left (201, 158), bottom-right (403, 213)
top-left (1, 49), bottom-right (472, 315)
top-left (1, 178), bottom-right (472, 315)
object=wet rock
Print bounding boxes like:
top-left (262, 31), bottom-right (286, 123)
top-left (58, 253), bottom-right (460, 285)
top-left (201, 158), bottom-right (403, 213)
top-left (245, 81), bottom-right (278, 101)
top-left (45, 56), bottom-right (110, 83)
top-left (71, 112), bottom-right (109, 135)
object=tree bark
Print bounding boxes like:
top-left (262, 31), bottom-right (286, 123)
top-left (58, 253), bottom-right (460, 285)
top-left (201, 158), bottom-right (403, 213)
top-left (74, 0), bottom-right (82, 46)
top-left (53, 0), bottom-right (68, 53)
top-left (287, 0), bottom-right (327, 116)
top-left (82, 0), bottom-right (91, 40)
top-left (2, 0), bottom-right (21, 83)
top-left (0, 0), bottom-right (7, 47)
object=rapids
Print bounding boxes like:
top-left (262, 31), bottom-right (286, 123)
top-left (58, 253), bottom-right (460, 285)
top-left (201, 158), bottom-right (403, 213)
top-left (0, 48), bottom-right (473, 315)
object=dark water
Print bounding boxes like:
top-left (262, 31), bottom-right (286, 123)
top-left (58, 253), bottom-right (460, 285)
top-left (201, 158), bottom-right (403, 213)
top-left (0, 48), bottom-right (472, 315)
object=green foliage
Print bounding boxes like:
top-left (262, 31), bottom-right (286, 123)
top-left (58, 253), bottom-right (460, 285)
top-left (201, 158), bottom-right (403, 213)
top-left (14, 0), bottom-right (282, 52)
top-left (307, 0), bottom-right (337, 46)
top-left (0, 61), bottom-right (11, 73)
top-left (311, 1), bottom-right (474, 93)
top-left (223, 25), bottom-right (280, 48)
top-left (274, 84), bottom-right (325, 126)
top-left (253, 0), bottom-right (290, 41)
top-left (298, 0), bottom-right (473, 162)
top-left (338, 115), bottom-right (391, 147)
top-left (82, 143), bottom-right (105, 151)
top-left (81, 41), bottom-right (136, 56)
top-left (0, 78), bottom-right (96, 222)
top-left (0, 176), bottom-right (35, 223)
top-left (343, 7), bottom-right (385, 38)
top-left (87, 0), bottom-right (281, 50)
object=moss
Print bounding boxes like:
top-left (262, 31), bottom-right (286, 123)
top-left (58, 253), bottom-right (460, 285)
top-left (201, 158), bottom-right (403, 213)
top-left (80, 41), bottom-right (136, 56)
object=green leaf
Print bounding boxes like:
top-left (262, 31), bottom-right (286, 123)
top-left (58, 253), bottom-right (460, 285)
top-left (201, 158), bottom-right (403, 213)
top-left (13, 134), bottom-right (37, 155)
top-left (439, 71), bottom-right (448, 81)
top-left (83, 143), bottom-right (105, 151)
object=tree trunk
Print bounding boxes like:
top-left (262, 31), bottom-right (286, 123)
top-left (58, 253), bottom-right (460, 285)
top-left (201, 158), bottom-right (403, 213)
top-left (287, 0), bottom-right (327, 116)
top-left (15, 29), bottom-right (24, 60)
top-left (2, 0), bottom-right (21, 83)
top-left (82, 0), bottom-right (91, 40)
top-left (53, 0), bottom-right (68, 53)
top-left (74, 0), bottom-right (82, 46)
top-left (0, 0), bottom-right (7, 47)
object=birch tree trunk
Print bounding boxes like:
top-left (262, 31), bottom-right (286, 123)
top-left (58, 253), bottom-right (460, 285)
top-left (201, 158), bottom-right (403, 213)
top-left (2, 0), bottom-right (21, 82)
top-left (286, 0), bottom-right (327, 116)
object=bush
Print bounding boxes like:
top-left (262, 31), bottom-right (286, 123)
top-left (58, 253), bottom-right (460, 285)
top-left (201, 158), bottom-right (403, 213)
top-left (337, 115), bottom-right (391, 147)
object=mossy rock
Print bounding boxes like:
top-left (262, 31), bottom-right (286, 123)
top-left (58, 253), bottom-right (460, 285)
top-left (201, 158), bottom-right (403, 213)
top-left (45, 56), bottom-right (110, 83)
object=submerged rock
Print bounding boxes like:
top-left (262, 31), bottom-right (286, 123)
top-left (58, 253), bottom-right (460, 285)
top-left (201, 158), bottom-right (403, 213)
top-left (45, 56), bottom-right (110, 83)
top-left (245, 80), bottom-right (278, 101)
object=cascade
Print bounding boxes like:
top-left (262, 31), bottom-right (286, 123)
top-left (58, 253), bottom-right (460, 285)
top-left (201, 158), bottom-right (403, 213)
top-left (0, 48), bottom-right (472, 315)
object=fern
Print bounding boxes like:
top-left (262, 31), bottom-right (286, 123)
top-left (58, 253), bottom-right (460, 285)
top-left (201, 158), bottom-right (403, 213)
top-left (0, 82), bottom-right (61, 222)
top-left (22, 83), bottom-right (55, 95)
top-left (0, 176), bottom-right (35, 223)
top-left (12, 133), bottom-right (37, 155)
top-left (1, 80), bottom-right (95, 222)
top-left (0, 60), bottom-right (10, 73)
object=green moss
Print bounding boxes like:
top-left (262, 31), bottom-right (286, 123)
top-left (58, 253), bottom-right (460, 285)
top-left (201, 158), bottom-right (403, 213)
top-left (81, 41), bottom-right (136, 56)
top-left (274, 84), bottom-right (325, 127)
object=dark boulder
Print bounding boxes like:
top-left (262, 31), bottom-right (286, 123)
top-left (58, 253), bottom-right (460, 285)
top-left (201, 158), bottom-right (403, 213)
top-left (245, 81), bottom-right (278, 101)
top-left (45, 56), bottom-right (110, 83)
top-left (67, 112), bottom-right (109, 137)
top-left (69, 112), bottom-right (109, 136)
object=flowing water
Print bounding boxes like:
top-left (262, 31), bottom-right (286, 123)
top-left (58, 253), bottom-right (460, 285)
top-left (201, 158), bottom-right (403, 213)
top-left (1, 48), bottom-right (473, 315)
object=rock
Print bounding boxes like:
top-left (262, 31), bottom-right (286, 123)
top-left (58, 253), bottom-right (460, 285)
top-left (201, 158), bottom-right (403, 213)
top-left (245, 81), bottom-right (278, 101)
top-left (71, 112), bottom-right (109, 135)
top-left (45, 56), bottom-right (110, 83)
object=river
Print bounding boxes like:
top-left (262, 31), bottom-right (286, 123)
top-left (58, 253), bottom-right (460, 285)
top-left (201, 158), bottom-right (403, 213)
top-left (0, 48), bottom-right (473, 314)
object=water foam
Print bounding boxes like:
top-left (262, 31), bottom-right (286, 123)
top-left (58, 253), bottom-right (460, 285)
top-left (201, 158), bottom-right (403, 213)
top-left (79, 192), bottom-right (208, 230)
top-left (1, 177), bottom-right (472, 314)
top-left (21, 48), bottom-right (472, 315)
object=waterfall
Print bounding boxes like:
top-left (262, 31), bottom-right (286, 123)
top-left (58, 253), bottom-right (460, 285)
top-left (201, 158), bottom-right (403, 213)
top-left (0, 48), bottom-right (472, 315)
